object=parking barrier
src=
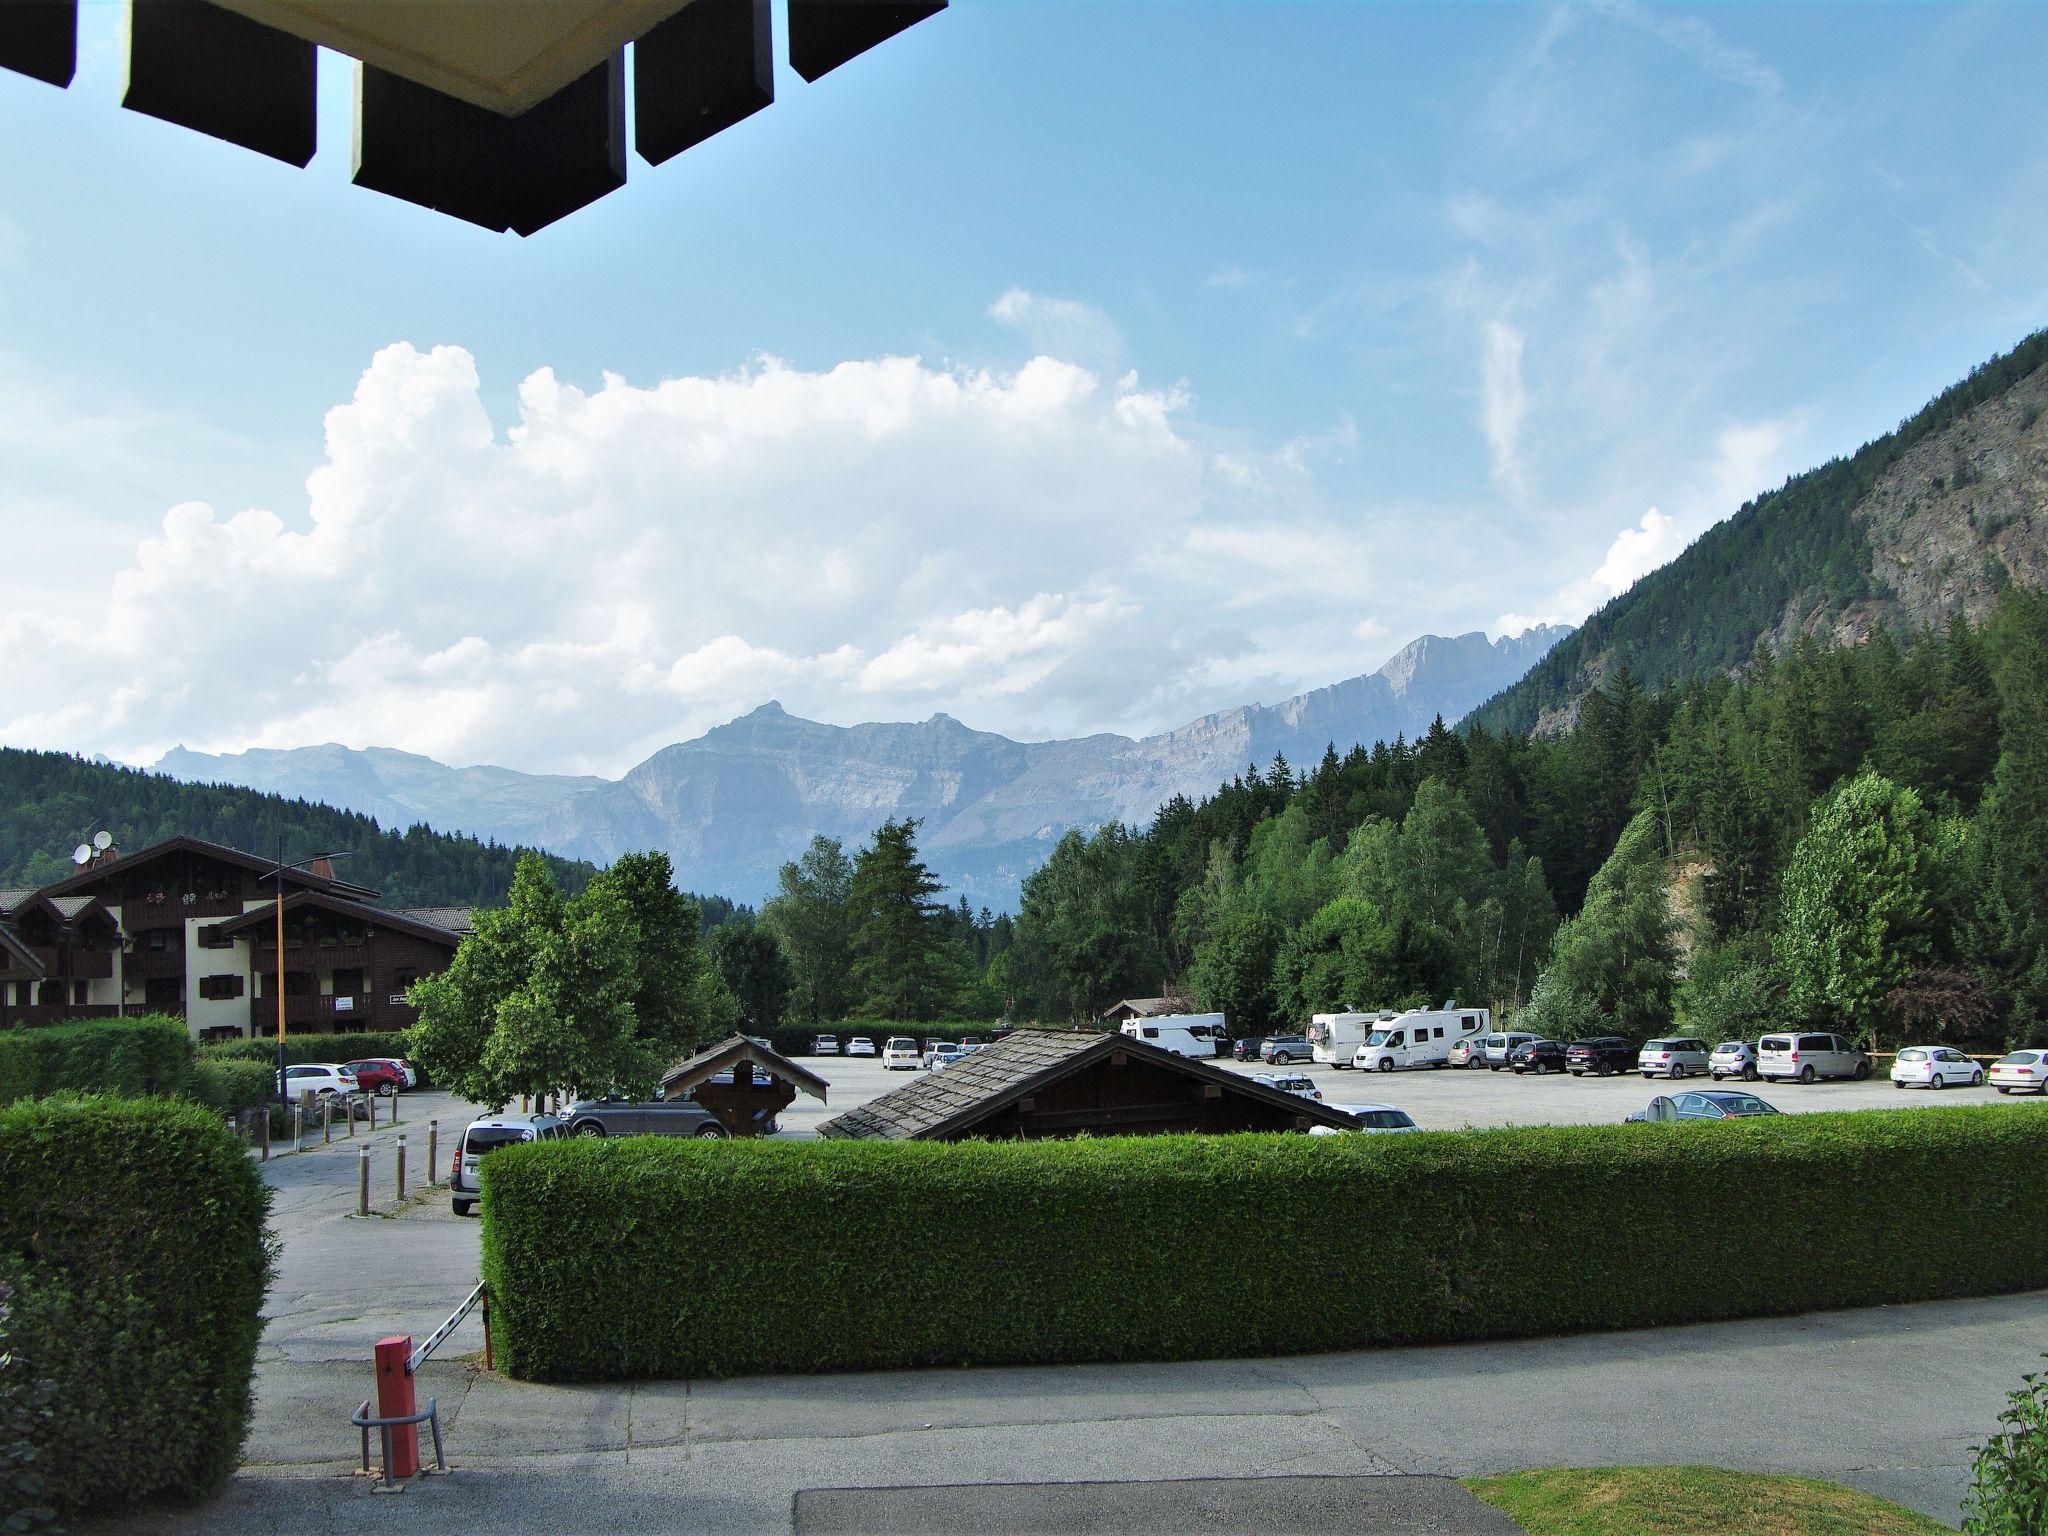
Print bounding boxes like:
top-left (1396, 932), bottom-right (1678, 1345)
top-left (292, 1104), bottom-right (302, 1153)
top-left (368, 1095), bottom-right (378, 1131)
top-left (358, 1146), bottom-right (369, 1217)
top-left (257, 1107), bottom-right (270, 1161)
top-left (353, 1395), bottom-right (441, 1489)
top-left (396, 1134), bottom-right (407, 1202)
top-left (346, 1098), bottom-right (355, 1138)
top-left (324, 1099), bottom-right (333, 1144)
top-left (427, 1119), bottom-right (438, 1184)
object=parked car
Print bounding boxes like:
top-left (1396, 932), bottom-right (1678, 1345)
top-left (811, 1034), bottom-right (841, 1055)
top-left (1260, 1035), bottom-right (1314, 1065)
top-left (929, 1048), bottom-right (970, 1071)
top-left (846, 1037), bottom-right (877, 1057)
top-left (1449, 1035), bottom-right (1488, 1068)
top-left (1637, 1038), bottom-right (1711, 1079)
top-left (1709, 1041), bottom-right (1759, 1081)
top-left (276, 1063), bottom-right (358, 1100)
top-left (1509, 1039), bottom-right (1568, 1075)
top-left (1231, 1036), bottom-right (1270, 1062)
top-left (343, 1059), bottom-right (406, 1097)
top-left (451, 1112), bottom-right (563, 1217)
top-left (1565, 1037), bottom-right (1635, 1076)
top-left (1990, 1049), bottom-right (2048, 1095)
top-left (1254, 1071), bottom-right (1323, 1101)
top-left (1758, 1032), bottom-right (1870, 1084)
top-left (922, 1040), bottom-right (960, 1067)
top-left (883, 1036), bottom-right (921, 1070)
top-left (1627, 1090), bottom-right (1781, 1123)
top-left (1890, 1045), bottom-right (1984, 1090)
top-left (1310, 1102), bottom-right (1421, 1134)
top-left (383, 1057), bottom-right (420, 1088)
top-left (562, 1093), bottom-right (730, 1138)
top-left (1481, 1032), bottom-right (1538, 1070)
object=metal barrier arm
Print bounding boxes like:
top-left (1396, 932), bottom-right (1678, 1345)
top-left (407, 1280), bottom-right (486, 1375)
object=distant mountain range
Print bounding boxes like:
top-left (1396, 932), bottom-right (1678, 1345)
top-left (1471, 328), bottom-right (2048, 735)
top-left (155, 626), bottom-right (1568, 909)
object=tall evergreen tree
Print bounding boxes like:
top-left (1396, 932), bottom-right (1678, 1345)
top-left (847, 819), bottom-right (954, 1021)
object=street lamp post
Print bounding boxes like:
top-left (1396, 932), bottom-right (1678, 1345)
top-left (264, 851), bottom-right (353, 1105)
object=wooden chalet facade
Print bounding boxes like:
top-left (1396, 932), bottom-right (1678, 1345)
top-left (817, 1030), bottom-right (1361, 1141)
top-left (0, 835), bottom-right (471, 1042)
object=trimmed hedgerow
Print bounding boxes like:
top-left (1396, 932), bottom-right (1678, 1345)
top-left (188, 1056), bottom-right (276, 1117)
top-left (0, 1016), bottom-right (191, 1105)
top-left (0, 1097), bottom-right (273, 1515)
top-left (203, 1031), bottom-right (421, 1074)
top-left (482, 1104), bottom-right (2048, 1382)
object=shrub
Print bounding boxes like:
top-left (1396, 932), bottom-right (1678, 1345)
top-left (483, 1104), bottom-right (2048, 1383)
top-left (188, 1057), bottom-right (276, 1117)
top-left (202, 1031), bottom-right (421, 1074)
top-left (1963, 1356), bottom-right (2048, 1535)
top-left (0, 1016), bottom-right (191, 1105)
top-left (0, 1282), bottom-right (55, 1533)
top-left (0, 1097), bottom-right (273, 1514)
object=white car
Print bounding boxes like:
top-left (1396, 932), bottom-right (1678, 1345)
top-left (1989, 1049), bottom-right (2048, 1096)
top-left (1757, 1032), bottom-right (1870, 1084)
top-left (811, 1034), bottom-right (840, 1056)
top-left (1254, 1071), bottom-right (1323, 1101)
top-left (451, 1113), bottom-right (564, 1217)
top-left (276, 1063), bottom-right (358, 1099)
top-left (1891, 1045), bottom-right (1984, 1090)
top-left (1481, 1032), bottom-right (1538, 1070)
top-left (846, 1037), bottom-right (877, 1057)
top-left (1638, 1038), bottom-right (1710, 1079)
top-left (1311, 1102), bottom-right (1421, 1134)
top-left (922, 1041), bottom-right (960, 1067)
top-left (882, 1036), bottom-right (921, 1070)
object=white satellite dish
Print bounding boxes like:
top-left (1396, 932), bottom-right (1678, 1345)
top-left (92, 831), bottom-right (113, 851)
top-left (72, 844), bottom-right (92, 865)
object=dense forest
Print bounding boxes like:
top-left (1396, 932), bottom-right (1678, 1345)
top-left (994, 587), bottom-right (2048, 1050)
top-left (1469, 327), bottom-right (2048, 736)
top-left (0, 748), bottom-right (595, 907)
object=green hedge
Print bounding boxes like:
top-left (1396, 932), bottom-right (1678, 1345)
top-left (202, 1031), bottom-right (414, 1068)
top-left (0, 1096), bottom-right (273, 1513)
top-left (481, 1104), bottom-right (2048, 1382)
top-left (188, 1056), bottom-right (276, 1116)
top-left (0, 1016), bottom-right (192, 1105)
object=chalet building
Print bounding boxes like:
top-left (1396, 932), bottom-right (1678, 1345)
top-left (0, 836), bottom-right (471, 1043)
top-left (817, 1030), bottom-right (1361, 1141)
top-left (1099, 997), bottom-right (1177, 1026)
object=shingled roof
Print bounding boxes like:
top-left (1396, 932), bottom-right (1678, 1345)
top-left (817, 1029), bottom-right (1361, 1141)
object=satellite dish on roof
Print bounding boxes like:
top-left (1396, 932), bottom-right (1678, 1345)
top-left (72, 844), bottom-right (92, 865)
top-left (92, 831), bottom-right (113, 851)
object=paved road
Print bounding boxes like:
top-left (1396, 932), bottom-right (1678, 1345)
top-left (92, 1065), bottom-right (2037, 1534)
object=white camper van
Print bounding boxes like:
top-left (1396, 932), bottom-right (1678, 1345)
top-left (1120, 1013), bottom-right (1227, 1059)
top-left (1347, 1003), bottom-right (1491, 1073)
top-left (1310, 1011), bottom-right (1396, 1068)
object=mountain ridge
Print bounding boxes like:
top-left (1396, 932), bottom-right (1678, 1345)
top-left (155, 625), bottom-right (1569, 908)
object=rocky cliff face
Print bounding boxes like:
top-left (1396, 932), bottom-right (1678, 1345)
top-left (154, 626), bottom-right (1569, 909)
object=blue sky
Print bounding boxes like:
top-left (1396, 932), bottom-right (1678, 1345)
top-left (3, 2), bottom-right (2045, 775)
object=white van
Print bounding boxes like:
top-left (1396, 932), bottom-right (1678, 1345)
top-left (1120, 1013), bottom-right (1227, 1058)
top-left (1310, 1011), bottom-right (1394, 1067)
top-left (882, 1036), bottom-right (921, 1071)
top-left (1349, 1004), bottom-right (1491, 1073)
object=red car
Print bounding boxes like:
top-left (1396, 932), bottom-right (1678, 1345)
top-left (344, 1059), bottom-right (407, 1097)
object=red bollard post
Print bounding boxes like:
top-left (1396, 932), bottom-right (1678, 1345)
top-left (373, 1336), bottom-right (420, 1480)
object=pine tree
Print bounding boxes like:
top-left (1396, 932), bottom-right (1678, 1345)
top-left (847, 819), bottom-right (954, 1021)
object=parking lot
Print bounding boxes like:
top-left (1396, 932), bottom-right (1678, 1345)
top-left (784, 1047), bottom-right (2026, 1136)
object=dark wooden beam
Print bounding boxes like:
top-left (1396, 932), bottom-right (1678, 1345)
top-left (353, 54), bottom-right (626, 236)
top-left (787, 0), bottom-right (944, 84)
top-left (0, 0), bottom-right (76, 88)
top-left (634, 0), bottom-right (772, 166)
top-left (123, 0), bottom-right (315, 167)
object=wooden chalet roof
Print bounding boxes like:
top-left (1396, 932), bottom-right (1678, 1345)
top-left (206, 889), bottom-right (464, 948)
top-left (1102, 996), bottom-right (1175, 1018)
top-left (817, 1030), bottom-right (1361, 1141)
top-left (395, 906), bottom-right (476, 936)
top-left (660, 1035), bottom-right (830, 1103)
top-left (36, 834), bottom-right (380, 902)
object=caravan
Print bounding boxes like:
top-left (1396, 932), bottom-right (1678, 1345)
top-left (1309, 1011), bottom-right (1395, 1068)
top-left (1120, 1013), bottom-right (1227, 1058)
top-left (1347, 1003), bottom-right (1491, 1073)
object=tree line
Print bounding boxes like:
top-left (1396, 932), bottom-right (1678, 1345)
top-left (1006, 588), bottom-right (2048, 1051)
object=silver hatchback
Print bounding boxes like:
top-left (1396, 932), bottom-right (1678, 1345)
top-left (1638, 1038), bottom-right (1710, 1079)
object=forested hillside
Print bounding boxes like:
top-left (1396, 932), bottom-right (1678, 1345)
top-left (0, 748), bottom-right (596, 907)
top-left (1001, 589), bottom-right (2048, 1050)
top-left (1470, 328), bottom-right (2048, 735)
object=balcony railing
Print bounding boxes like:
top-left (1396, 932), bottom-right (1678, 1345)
top-left (0, 1004), bottom-right (122, 1028)
top-left (125, 948), bottom-right (187, 978)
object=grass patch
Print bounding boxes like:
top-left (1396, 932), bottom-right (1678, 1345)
top-left (1464, 1467), bottom-right (1950, 1535)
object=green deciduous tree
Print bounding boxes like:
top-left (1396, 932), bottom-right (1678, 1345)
top-left (707, 920), bottom-right (794, 1034)
top-left (760, 836), bottom-right (856, 1024)
top-left (1775, 773), bottom-right (1939, 1045)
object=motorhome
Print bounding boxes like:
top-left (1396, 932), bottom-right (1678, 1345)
top-left (1347, 1003), bottom-right (1491, 1073)
top-left (1119, 1013), bottom-right (1227, 1058)
top-left (1309, 1011), bottom-right (1395, 1067)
